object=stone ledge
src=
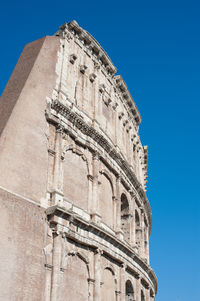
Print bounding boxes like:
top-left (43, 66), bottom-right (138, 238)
top-left (46, 205), bottom-right (157, 294)
top-left (46, 99), bottom-right (152, 235)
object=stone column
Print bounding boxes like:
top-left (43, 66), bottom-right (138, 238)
top-left (128, 213), bottom-right (134, 246)
top-left (113, 196), bottom-right (117, 230)
top-left (120, 263), bottom-right (125, 301)
top-left (88, 174), bottom-right (94, 214)
top-left (115, 175), bottom-right (123, 240)
top-left (146, 226), bottom-right (150, 264)
top-left (91, 153), bottom-right (101, 224)
top-left (140, 208), bottom-right (145, 258)
top-left (130, 193), bottom-right (136, 247)
top-left (88, 278), bottom-right (95, 301)
top-left (52, 125), bottom-right (64, 206)
top-left (145, 286), bottom-right (150, 301)
top-left (50, 225), bottom-right (63, 301)
top-left (116, 290), bottom-right (121, 301)
top-left (135, 276), bottom-right (141, 301)
top-left (150, 290), bottom-right (155, 301)
top-left (57, 34), bottom-right (69, 97)
top-left (92, 63), bottom-right (99, 121)
top-left (94, 249), bottom-right (102, 301)
top-left (44, 227), bottom-right (53, 301)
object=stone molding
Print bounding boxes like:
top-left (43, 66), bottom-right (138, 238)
top-left (55, 20), bottom-right (141, 125)
top-left (55, 20), bottom-right (117, 76)
top-left (45, 99), bottom-right (152, 234)
top-left (115, 75), bottom-right (141, 125)
top-left (46, 205), bottom-right (157, 295)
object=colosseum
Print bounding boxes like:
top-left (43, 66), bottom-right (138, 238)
top-left (0, 21), bottom-right (157, 300)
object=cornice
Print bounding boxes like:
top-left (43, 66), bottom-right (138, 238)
top-left (55, 20), bottom-right (117, 76)
top-left (115, 75), bottom-right (141, 125)
top-left (45, 99), bottom-right (152, 235)
top-left (55, 21), bottom-right (141, 125)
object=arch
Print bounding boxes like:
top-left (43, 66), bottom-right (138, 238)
top-left (63, 145), bottom-right (90, 175)
top-left (63, 148), bottom-right (89, 211)
top-left (125, 280), bottom-right (134, 301)
top-left (121, 188), bottom-right (134, 212)
top-left (61, 253), bottom-right (89, 300)
top-left (99, 172), bottom-right (114, 228)
top-left (102, 263), bottom-right (116, 277)
top-left (121, 193), bottom-right (131, 243)
top-left (67, 251), bottom-right (91, 279)
top-left (150, 288), bottom-right (155, 300)
top-left (135, 210), bottom-right (140, 227)
top-left (101, 267), bottom-right (116, 301)
top-left (141, 289), bottom-right (145, 301)
top-left (99, 169), bottom-right (115, 195)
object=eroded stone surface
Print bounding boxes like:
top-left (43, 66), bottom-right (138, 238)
top-left (0, 20), bottom-right (157, 301)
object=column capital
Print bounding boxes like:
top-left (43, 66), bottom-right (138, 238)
top-left (88, 278), bottom-right (95, 284)
top-left (56, 123), bottom-right (65, 134)
top-left (87, 174), bottom-right (94, 182)
top-left (92, 151), bottom-right (100, 161)
top-left (94, 248), bottom-right (103, 255)
top-left (116, 174), bottom-right (122, 182)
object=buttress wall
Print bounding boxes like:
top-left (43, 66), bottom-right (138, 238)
top-left (0, 36), bottom-right (60, 203)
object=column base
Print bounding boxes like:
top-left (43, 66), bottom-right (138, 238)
top-left (115, 229), bottom-right (124, 240)
top-left (51, 190), bottom-right (64, 206)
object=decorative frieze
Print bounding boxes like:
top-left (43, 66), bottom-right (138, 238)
top-left (115, 75), bottom-right (141, 125)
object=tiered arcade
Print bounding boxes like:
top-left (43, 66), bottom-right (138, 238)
top-left (0, 21), bottom-right (157, 301)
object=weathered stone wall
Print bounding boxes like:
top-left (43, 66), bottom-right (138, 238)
top-left (0, 36), bottom-right (60, 204)
top-left (0, 188), bottom-right (46, 301)
top-left (0, 20), bottom-right (157, 301)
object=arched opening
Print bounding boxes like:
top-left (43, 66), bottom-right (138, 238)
top-left (61, 254), bottom-right (89, 300)
top-left (135, 210), bottom-right (141, 249)
top-left (63, 150), bottom-right (89, 211)
top-left (101, 267), bottom-right (115, 301)
top-left (121, 193), bottom-right (130, 242)
top-left (144, 217), bottom-right (148, 260)
top-left (125, 280), bottom-right (134, 301)
top-left (141, 289), bottom-right (145, 301)
top-left (150, 289), bottom-right (154, 301)
top-left (99, 173), bottom-right (113, 228)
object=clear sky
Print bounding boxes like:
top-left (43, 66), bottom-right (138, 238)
top-left (0, 0), bottom-right (199, 300)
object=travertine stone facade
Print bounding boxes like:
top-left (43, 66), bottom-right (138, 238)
top-left (0, 21), bottom-right (157, 301)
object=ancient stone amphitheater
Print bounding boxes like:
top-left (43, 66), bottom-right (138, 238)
top-left (0, 21), bottom-right (157, 300)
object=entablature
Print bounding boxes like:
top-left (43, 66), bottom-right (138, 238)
top-left (55, 21), bottom-right (141, 128)
top-left (55, 20), bottom-right (117, 76)
top-left (46, 205), bottom-right (157, 294)
top-left (45, 97), bottom-right (152, 234)
top-left (115, 75), bottom-right (141, 126)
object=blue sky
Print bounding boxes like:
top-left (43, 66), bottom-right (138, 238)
top-left (0, 0), bottom-right (199, 300)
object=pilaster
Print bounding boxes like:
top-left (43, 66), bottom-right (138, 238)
top-left (135, 275), bottom-right (141, 301)
top-left (50, 225), bottom-right (63, 301)
top-left (120, 263), bottom-right (126, 301)
top-left (91, 152), bottom-right (101, 224)
top-left (88, 278), bottom-right (95, 301)
top-left (94, 249), bottom-right (102, 301)
top-left (115, 175), bottom-right (124, 240)
top-left (51, 125), bottom-right (64, 206)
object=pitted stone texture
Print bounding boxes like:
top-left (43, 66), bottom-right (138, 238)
top-left (0, 21), bottom-right (157, 301)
